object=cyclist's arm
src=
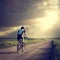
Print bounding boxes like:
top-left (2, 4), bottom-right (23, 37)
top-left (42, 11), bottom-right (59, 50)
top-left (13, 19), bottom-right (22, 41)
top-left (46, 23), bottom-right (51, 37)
top-left (23, 29), bottom-right (26, 36)
top-left (23, 29), bottom-right (26, 42)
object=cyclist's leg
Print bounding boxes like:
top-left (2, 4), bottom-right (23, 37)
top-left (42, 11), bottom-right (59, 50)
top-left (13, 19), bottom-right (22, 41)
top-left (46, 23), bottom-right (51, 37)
top-left (17, 36), bottom-right (21, 50)
top-left (17, 41), bottom-right (20, 53)
top-left (17, 34), bottom-right (20, 46)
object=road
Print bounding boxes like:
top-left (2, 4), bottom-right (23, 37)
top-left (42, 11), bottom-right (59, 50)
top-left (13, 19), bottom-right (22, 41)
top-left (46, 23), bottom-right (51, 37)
top-left (0, 41), bottom-right (52, 60)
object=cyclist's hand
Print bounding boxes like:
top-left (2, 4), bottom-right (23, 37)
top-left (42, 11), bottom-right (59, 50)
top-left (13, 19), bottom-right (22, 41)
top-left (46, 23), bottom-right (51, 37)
top-left (24, 36), bottom-right (28, 39)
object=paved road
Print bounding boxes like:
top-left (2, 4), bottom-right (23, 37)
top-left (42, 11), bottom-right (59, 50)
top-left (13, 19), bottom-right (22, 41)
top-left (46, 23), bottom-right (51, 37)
top-left (0, 41), bottom-right (52, 60)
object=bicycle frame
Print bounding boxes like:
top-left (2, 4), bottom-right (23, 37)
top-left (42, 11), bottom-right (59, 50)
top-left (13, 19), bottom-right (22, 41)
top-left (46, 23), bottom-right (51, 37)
top-left (17, 40), bottom-right (24, 53)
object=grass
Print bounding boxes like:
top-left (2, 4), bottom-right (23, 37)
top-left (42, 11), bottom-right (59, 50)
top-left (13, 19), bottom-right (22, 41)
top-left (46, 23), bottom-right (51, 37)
top-left (0, 39), bottom-right (17, 48)
top-left (0, 38), bottom-right (47, 48)
top-left (25, 39), bottom-right (44, 44)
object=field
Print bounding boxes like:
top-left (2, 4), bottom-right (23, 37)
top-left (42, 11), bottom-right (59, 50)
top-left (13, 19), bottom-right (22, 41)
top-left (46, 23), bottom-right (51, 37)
top-left (0, 38), bottom-right (47, 48)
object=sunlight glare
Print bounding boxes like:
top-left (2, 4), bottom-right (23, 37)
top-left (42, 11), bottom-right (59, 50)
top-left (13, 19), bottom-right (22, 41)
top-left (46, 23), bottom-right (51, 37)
top-left (41, 10), bottom-right (58, 30)
top-left (34, 10), bottom-right (58, 32)
top-left (27, 9), bottom-right (58, 38)
top-left (0, 26), bottom-right (19, 36)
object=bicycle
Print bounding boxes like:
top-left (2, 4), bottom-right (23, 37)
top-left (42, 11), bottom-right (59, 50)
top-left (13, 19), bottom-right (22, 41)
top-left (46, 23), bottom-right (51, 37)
top-left (17, 39), bottom-right (25, 53)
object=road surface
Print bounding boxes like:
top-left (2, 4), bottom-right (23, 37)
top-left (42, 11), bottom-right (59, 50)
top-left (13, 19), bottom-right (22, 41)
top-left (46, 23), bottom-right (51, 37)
top-left (0, 41), bottom-right (52, 60)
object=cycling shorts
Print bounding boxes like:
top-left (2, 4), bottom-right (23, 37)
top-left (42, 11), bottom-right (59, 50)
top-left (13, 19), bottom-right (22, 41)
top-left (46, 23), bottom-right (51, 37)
top-left (17, 34), bottom-right (23, 41)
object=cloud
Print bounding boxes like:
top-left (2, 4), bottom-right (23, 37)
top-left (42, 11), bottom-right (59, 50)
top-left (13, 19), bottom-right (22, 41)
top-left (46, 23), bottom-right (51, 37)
top-left (0, 0), bottom-right (47, 27)
top-left (0, 0), bottom-right (60, 38)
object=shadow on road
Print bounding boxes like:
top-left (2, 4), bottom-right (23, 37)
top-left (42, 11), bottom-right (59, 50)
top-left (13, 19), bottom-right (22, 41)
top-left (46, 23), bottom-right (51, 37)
top-left (0, 52), bottom-right (17, 54)
top-left (27, 48), bottom-right (51, 60)
top-left (26, 41), bottom-right (56, 60)
top-left (35, 40), bottom-right (56, 60)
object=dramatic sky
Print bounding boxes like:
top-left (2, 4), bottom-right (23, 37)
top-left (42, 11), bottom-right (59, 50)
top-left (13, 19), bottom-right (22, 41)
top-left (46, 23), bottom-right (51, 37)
top-left (0, 0), bottom-right (60, 38)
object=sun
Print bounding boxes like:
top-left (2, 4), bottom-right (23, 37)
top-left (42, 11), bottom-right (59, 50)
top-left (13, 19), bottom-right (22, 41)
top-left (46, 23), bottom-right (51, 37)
top-left (41, 10), bottom-right (58, 30)
top-left (34, 9), bottom-right (58, 32)
top-left (27, 9), bottom-right (58, 38)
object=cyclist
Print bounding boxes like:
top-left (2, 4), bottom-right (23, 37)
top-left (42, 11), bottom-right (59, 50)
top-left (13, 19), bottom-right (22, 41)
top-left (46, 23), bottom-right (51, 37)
top-left (17, 26), bottom-right (26, 47)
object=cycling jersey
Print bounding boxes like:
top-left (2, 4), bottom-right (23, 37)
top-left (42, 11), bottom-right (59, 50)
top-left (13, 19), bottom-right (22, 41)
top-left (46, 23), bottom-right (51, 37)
top-left (18, 29), bottom-right (25, 35)
top-left (17, 29), bottom-right (25, 41)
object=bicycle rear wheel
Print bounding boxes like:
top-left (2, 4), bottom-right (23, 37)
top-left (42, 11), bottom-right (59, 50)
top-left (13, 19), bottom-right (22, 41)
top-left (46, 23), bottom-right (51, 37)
top-left (17, 44), bottom-right (20, 53)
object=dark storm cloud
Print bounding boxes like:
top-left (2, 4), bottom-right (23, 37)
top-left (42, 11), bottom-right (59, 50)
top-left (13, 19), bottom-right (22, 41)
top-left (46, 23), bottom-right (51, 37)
top-left (0, 0), bottom-right (46, 27)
